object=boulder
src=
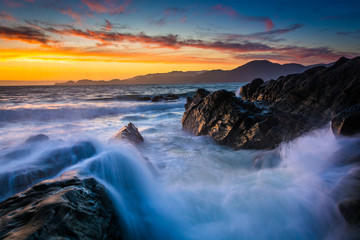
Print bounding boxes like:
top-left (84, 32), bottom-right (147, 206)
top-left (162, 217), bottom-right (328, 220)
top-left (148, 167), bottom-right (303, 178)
top-left (111, 123), bottom-right (144, 144)
top-left (332, 104), bottom-right (360, 136)
top-left (151, 95), bottom-right (164, 102)
top-left (24, 134), bottom-right (49, 144)
top-left (164, 94), bottom-right (179, 101)
top-left (137, 96), bottom-right (151, 101)
top-left (182, 90), bottom-right (311, 150)
top-left (0, 171), bottom-right (123, 240)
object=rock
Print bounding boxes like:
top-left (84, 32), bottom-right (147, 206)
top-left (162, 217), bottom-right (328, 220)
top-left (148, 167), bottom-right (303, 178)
top-left (164, 94), bottom-right (179, 101)
top-left (239, 78), bottom-right (264, 100)
top-left (184, 88), bottom-right (210, 111)
top-left (24, 134), bottom-right (49, 144)
top-left (332, 104), bottom-right (360, 136)
top-left (339, 198), bottom-right (360, 226)
top-left (182, 90), bottom-right (311, 150)
top-left (151, 95), bottom-right (164, 102)
top-left (0, 171), bottom-right (123, 240)
top-left (111, 123), bottom-right (144, 144)
top-left (137, 96), bottom-right (151, 101)
top-left (0, 141), bottom-right (96, 199)
top-left (240, 57), bottom-right (360, 122)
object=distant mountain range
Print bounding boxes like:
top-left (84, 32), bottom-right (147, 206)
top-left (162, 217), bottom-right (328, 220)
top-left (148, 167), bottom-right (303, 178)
top-left (55, 60), bottom-right (333, 86)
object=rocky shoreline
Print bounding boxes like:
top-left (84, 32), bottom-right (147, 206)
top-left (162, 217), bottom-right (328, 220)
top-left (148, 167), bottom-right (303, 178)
top-left (182, 56), bottom-right (360, 231)
top-left (1, 56), bottom-right (360, 239)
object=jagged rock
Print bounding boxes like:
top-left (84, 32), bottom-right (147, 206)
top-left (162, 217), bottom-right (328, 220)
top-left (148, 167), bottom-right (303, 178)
top-left (239, 78), bottom-right (264, 100)
top-left (0, 141), bottom-right (96, 199)
top-left (111, 123), bottom-right (144, 144)
top-left (332, 104), bottom-right (360, 136)
top-left (182, 90), bottom-right (311, 150)
top-left (0, 171), bottom-right (123, 240)
top-left (240, 57), bottom-right (360, 122)
top-left (24, 134), bottom-right (49, 144)
top-left (184, 88), bottom-right (210, 111)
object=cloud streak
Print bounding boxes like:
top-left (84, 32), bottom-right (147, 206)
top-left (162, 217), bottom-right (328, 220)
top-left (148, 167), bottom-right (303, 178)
top-left (213, 4), bottom-right (274, 31)
top-left (81, 0), bottom-right (131, 15)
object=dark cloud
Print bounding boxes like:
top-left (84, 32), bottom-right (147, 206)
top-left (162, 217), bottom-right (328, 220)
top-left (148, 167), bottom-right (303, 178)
top-left (0, 25), bottom-right (56, 45)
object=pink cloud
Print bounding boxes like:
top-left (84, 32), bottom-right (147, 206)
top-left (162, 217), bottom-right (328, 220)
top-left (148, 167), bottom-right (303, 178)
top-left (60, 8), bottom-right (82, 24)
top-left (212, 4), bottom-right (274, 31)
top-left (81, 0), bottom-right (131, 15)
top-left (0, 10), bottom-right (16, 22)
top-left (180, 16), bottom-right (187, 23)
top-left (213, 4), bottom-right (237, 16)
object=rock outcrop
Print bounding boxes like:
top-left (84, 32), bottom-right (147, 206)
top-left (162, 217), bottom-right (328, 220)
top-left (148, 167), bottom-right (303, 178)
top-left (182, 89), bottom-right (311, 150)
top-left (111, 123), bottom-right (144, 144)
top-left (240, 56), bottom-right (360, 122)
top-left (0, 171), bottom-right (123, 240)
top-left (182, 56), bottom-right (360, 150)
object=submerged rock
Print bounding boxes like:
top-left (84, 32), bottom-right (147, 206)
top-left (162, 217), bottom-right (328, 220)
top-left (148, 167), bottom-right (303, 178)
top-left (111, 122), bottom-right (144, 144)
top-left (339, 198), bottom-right (360, 226)
top-left (0, 141), bottom-right (96, 199)
top-left (332, 104), bottom-right (360, 136)
top-left (24, 134), bottom-right (49, 144)
top-left (0, 171), bottom-right (123, 240)
top-left (182, 90), bottom-right (311, 150)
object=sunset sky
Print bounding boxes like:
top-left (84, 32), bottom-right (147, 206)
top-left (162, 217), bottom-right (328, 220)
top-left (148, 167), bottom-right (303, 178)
top-left (0, 0), bottom-right (359, 83)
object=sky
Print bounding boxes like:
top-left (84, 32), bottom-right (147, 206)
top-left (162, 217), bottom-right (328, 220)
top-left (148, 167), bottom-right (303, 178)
top-left (0, 0), bottom-right (359, 83)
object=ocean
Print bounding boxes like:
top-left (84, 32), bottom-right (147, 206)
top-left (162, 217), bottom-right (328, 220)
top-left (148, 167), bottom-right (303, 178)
top-left (0, 83), bottom-right (355, 239)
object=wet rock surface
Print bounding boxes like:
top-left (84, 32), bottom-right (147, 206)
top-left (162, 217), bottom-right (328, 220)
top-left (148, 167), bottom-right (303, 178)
top-left (0, 171), bottom-right (123, 240)
top-left (182, 89), bottom-right (311, 150)
top-left (182, 56), bottom-right (360, 149)
top-left (111, 122), bottom-right (144, 144)
top-left (240, 56), bottom-right (360, 122)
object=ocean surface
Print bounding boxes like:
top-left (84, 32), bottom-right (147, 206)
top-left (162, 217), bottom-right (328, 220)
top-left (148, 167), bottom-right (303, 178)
top-left (0, 83), bottom-right (357, 239)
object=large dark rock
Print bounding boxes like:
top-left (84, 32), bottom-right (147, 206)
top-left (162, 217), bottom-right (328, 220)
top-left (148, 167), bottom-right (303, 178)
top-left (332, 104), bottom-right (360, 136)
top-left (240, 57), bottom-right (360, 122)
top-left (0, 171), bottom-right (123, 240)
top-left (111, 122), bottom-right (144, 144)
top-left (182, 90), bottom-right (311, 150)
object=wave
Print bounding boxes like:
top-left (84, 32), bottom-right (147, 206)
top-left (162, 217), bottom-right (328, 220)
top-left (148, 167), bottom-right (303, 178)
top-left (0, 102), bottom-right (184, 122)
